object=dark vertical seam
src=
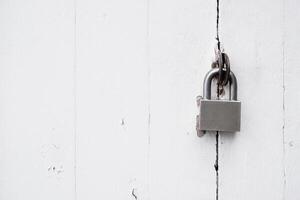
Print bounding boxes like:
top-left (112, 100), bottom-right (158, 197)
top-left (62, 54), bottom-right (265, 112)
top-left (215, 1), bottom-right (221, 199)
top-left (215, 87), bottom-right (220, 200)
top-left (216, 0), bottom-right (221, 50)
top-left (215, 132), bottom-right (219, 200)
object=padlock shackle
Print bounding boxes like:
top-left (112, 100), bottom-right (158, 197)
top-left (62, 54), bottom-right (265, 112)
top-left (203, 68), bottom-right (238, 100)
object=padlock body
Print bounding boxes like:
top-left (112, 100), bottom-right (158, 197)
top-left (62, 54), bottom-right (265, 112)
top-left (198, 99), bottom-right (241, 132)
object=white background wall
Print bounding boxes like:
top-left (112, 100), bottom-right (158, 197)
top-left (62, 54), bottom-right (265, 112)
top-left (0, 0), bottom-right (299, 200)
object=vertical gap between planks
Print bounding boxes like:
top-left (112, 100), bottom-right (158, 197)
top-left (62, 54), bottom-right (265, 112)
top-left (216, 0), bottom-right (221, 50)
top-left (73, 0), bottom-right (78, 199)
top-left (281, 41), bottom-right (286, 200)
top-left (215, 94), bottom-right (220, 200)
top-left (146, 0), bottom-right (151, 199)
top-left (215, 0), bottom-right (221, 200)
top-left (215, 132), bottom-right (219, 200)
top-left (281, 0), bottom-right (286, 198)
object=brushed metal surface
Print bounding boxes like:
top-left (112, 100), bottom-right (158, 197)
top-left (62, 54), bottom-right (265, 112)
top-left (198, 99), bottom-right (241, 132)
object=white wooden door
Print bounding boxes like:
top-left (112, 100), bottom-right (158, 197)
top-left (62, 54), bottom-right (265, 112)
top-left (0, 0), bottom-right (299, 200)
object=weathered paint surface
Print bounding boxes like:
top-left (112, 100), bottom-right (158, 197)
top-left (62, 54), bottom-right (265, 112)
top-left (0, 0), bottom-right (75, 199)
top-left (0, 0), bottom-right (299, 200)
top-left (220, 0), bottom-right (284, 199)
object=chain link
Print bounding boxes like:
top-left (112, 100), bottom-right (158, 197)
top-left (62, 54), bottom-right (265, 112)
top-left (212, 49), bottom-right (231, 96)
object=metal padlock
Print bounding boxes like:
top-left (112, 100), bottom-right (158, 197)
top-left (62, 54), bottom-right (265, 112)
top-left (196, 68), bottom-right (241, 137)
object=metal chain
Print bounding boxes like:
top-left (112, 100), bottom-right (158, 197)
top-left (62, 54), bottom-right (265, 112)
top-left (212, 49), bottom-right (231, 96)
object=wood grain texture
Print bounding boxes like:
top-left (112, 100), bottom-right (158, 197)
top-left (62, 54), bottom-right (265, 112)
top-left (219, 0), bottom-right (285, 199)
top-left (148, 0), bottom-right (216, 199)
top-left (0, 0), bottom-right (75, 199)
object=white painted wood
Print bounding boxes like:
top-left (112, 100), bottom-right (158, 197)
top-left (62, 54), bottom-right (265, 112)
top-left (76, 0), bottom-right (217, 199)
top-left (148, 0), bottom-right (217, 199)
top-left (0, 0), bottom-right (75, 199)
top-left (219, 0), bottom-right (285, 199)
top-left (284, 0), bottom-right (300, 199)
top-left (0, 0), bottom-right (300, 200)
top-left (76, 0), bottom-right (149, 199)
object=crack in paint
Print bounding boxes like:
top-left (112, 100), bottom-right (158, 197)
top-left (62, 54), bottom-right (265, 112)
top-left (132, 188), bottom-right (138, 200)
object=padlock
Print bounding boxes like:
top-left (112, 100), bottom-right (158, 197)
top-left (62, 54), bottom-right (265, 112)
top-left (196, 68), bottom-right (241, 137)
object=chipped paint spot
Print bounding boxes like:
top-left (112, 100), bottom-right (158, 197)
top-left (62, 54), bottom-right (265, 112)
top-left (121, 118), bottom-right (125, 126)
top-left (48, 165), bottom-right (64, 175)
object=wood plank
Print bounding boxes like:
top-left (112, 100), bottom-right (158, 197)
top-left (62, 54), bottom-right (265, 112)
top-left (148, 0), bottom-right (217, 199)
top-left (0, 0), bottom-right (75, 199)
top-left (219, 0), bottom-right (284, 199)
top-left (283, 0), bottom-right (300, 199)
top-left (76, 0), bottom-right (150, 199)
